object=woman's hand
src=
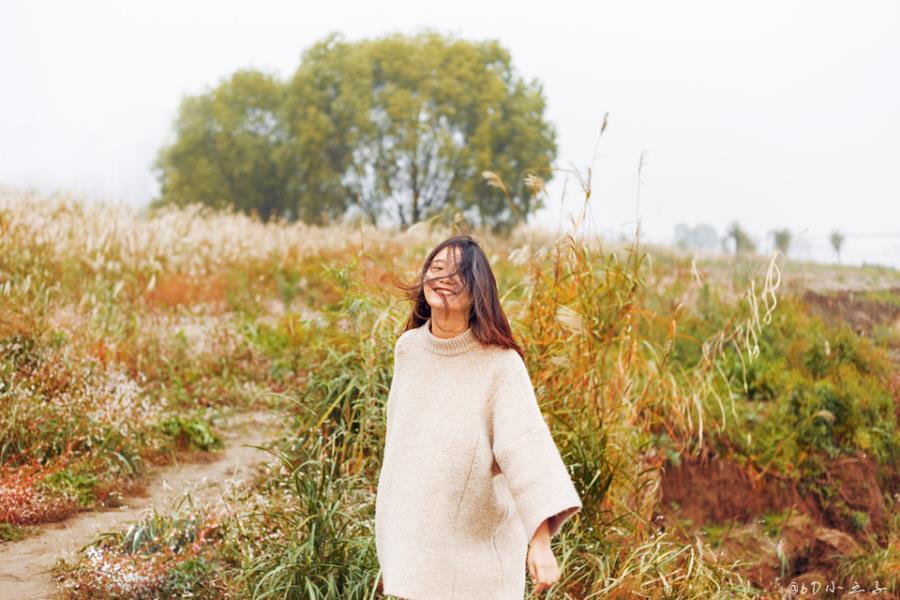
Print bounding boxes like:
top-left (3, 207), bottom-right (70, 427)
top-left (527, 519), bottom-right (561, 595)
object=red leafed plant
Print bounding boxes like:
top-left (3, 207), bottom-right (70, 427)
top-left (0, 440), bottom-right (80, 525)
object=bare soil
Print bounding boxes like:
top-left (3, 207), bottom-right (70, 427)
top-left (658, 448), bottom-right (891, 592)
top-left (801, 288), bottom-right (900, 336)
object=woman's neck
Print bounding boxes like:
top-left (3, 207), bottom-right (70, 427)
top-left (422, 317), bottom-right (478, 356)
top-left (428, 313), bottom-right (470, 339)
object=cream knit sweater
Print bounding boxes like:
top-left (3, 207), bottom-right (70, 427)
top-left (375, 318), bottom-right (582, 599)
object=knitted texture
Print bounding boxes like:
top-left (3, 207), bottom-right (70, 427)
top-left (375, 318), bottom-right (582, 599)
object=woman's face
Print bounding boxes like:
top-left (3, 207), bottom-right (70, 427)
top-left (423, 246), bottom-right (472, 317)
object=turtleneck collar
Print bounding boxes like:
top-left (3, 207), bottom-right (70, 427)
top-left (421, 318), bottom-right (479, 356)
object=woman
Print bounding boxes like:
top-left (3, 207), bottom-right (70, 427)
top-left (375, 234), bottom-right (582, 599)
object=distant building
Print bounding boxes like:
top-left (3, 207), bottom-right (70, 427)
top-left (673, 223), bottom-right (720, 252)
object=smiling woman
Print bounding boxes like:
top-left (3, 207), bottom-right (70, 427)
top-left (423, 247), bottom-right (473, 336)
top-left (375, 234), bottom-right (582, 599)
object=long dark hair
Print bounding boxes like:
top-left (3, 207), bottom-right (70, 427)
top-left (388, 234), bottom-right (524, 360)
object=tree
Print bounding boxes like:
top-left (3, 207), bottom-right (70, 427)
top-left (724, 222), bottom-right (756, 255)
top-left (151, 70), bottom-right (292, 222)
top-left (151, 31), bottom-right (558, 231)
top-left (284, 31), bottom-right (556, 231)
top-left (830, 230), bottom-right (845, 264)
top-left (771, 228), bottom-right (792, 257)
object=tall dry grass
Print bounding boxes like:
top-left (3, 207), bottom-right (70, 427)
top-left (3, 180), bottom-right (896, 597)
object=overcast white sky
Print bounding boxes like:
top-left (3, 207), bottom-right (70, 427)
top-left (2, 0), bottom-right (898, 266)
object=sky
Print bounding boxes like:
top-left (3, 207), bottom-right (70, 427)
top-left (1, 0), bottom-right (898, 267)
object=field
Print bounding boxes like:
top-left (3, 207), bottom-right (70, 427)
top-left (1, 187), bottom-right (898, 599)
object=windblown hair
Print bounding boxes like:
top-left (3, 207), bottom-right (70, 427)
top-left (388, 234), bottom-right (524, 360)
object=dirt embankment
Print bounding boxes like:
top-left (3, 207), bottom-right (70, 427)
top-left (657, 450), bottom-right (891, 593)
top-left (656, 288), bottom-right (899, 595)
top-left (802, 288), bottom-right (900, 365)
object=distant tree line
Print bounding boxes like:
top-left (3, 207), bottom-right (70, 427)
top-left (150, 30), bottom-right (557, 233)
top-left (675, 222), bottom-right (848, 263)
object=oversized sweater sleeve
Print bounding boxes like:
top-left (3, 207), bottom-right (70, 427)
top-left (385, 337), bottom-right (401, 442)
top-left (489, 355), bottom-right (583, 544)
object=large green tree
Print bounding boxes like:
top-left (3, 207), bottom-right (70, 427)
top-left (151, 70), bottom-right (292, 222)
top-left (152, 31), bottom-right (557, 230)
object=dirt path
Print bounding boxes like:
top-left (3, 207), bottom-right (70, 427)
top-left (0, 409), bottom-right (286, 600)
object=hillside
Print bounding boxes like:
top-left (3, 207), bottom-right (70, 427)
top-left (1, 188), bottom-right (897, 599)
